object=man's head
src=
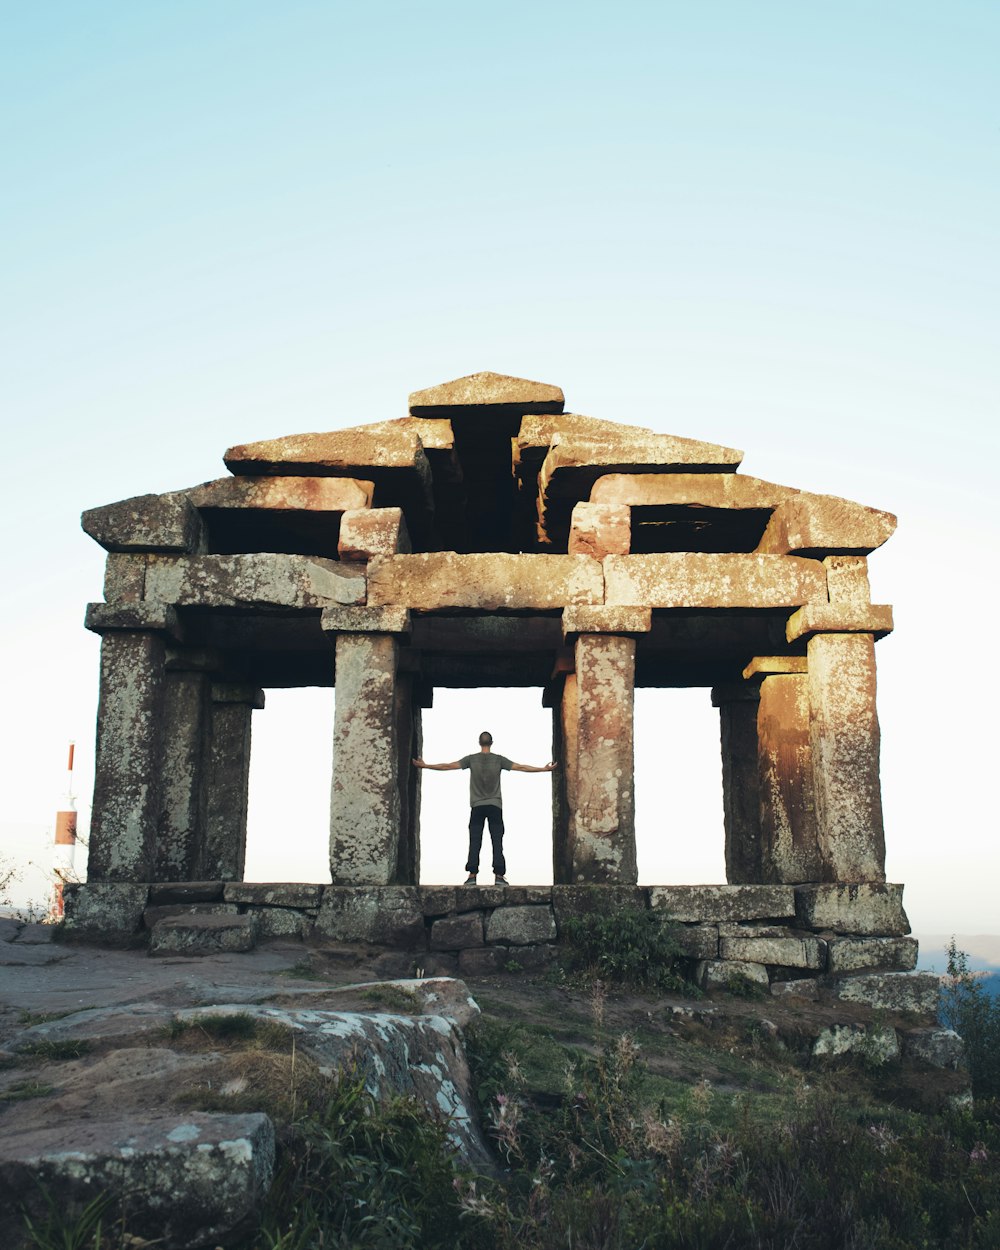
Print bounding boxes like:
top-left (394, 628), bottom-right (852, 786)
top-left (478, 731), bottom-right (493, 748)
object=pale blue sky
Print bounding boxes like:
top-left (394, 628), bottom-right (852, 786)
top-left (2, 2), bottom-right (997, 930)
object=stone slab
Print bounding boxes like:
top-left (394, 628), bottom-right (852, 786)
top-left (82, 492), bottom-right (205, 553)
top-left (62, 883), bottom-right (149, 937)
top-left (903, 1028), bottom-right (964, 1069)
top-left (418, 886), bottom-right (458, 916)
top-left (770, 978), bottom-right (819, 1000)
top-left (85, 601), bottom-right (180, 635)
top-left (143, 903), bottom-right (239, 929)
top-left (719, 935), bottom-right (825, 969)
top-left (148, 882), bottom-right (224, 904)
top-left (826, 936), bottom-right (918, 974)
top-left (568, 502), bottom-right (631, 558)
top-left (562, 605), bottom-right (651, 636)
top-left (224, 426), bottom-right (431, 482)
top-left (321, 605), bottom-right (411, 633)
top-left (786, 603), bottom-right (893, 643)
top-left (223, 883), bottom-right (323, 909)
top-left (149, 913), bottom-right (257, 956)
top-left (519, 414), bottom-right (654, 459)
top-left (742, 655), bottom-right (809, 680)
top-left (430, 913), bottom-right (485, 950)
top-left (254, 908), bottom-right (309, 939)
top-left (313, 887), bottom-right (424, 947)
top-left (454, 885), bottom-right (506, 911)
top-left (144, 553), bottom-right (365, 608)
top-left (590, 471), bottom-right (796, 509)
top-left (367, 552), bottom-right (603, 610)
top-left (758, 495), bottom-right (896, 556)
top-left (458, 946), bottom-right (508, 975)
top-left (551, 885), bottom-right (648, 927)
top-left (604, 553), bottom-right (827, 609)
top-left (676, 925), bottom-right (720, 959)
top-left (695, 959), bottom-right (770, 990)
top-left (540, 432), bottom-right (744, 499)
top-left (485, 905), bottom-right (557, 946)
top-left (825, 555), bottom-right (872, 605)
top-left (794, 884), bottom-right (909, 936)
top-left (187, 475), bottom-right (374, 512)
top-left (409, 370), bottom-right (564, 415)
top-left (338, 507), bottom-right (411, 559)
top-left (649, 885), bottom-right (796, 924)
top-left (832, 972), bottom-right (940, 1014)
top-left (104, 552), bottom-right (147, 601)
top-left (812, 1023), bottom-right (899, 1062)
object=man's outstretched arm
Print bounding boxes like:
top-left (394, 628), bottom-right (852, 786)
top-left (412, 758), bottom-right (463, 770)
top-left (510, 761), bottom-right (557, 773)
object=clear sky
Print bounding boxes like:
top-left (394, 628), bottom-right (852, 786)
top-left (2, 2), bottom-right (997, 931)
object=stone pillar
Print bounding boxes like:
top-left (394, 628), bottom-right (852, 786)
top-left (201, 683), bottom-right (264, 880)
top-left (566, 634), bottom-right (637, 883)
top-left (807, 632), bottom-right (886, 881)
top-left (551, 673), bottom-right (579, 884)
top-left (330, 633), bottom-right (402, 885)
top-left (154, 665), bottom-right (211, 881)
top-left (756, 674), bottom-right (823, 883)
top-left (712, 683), bottom-right (762, 884)
top-left (85, 604), bottom-right (178, 882)
top-left (394, 674), bottom-right (425, 887)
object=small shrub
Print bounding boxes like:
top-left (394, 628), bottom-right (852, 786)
top-left (361, 985), bottom-right (422, 1012)
top-left (942, 939), bottom-right (1000, 1104)
top-left (560, 901), bottom-right (686, 992)
top-left (724, 970), bottom-right (767, 1000)
top-left (2, 1080), bottom-right (54, 1101)
top-left (19, 1039), bottom-right (92, 1061)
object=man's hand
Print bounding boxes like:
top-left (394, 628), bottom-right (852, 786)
top-left (412, 758), bottom-right (425, 768)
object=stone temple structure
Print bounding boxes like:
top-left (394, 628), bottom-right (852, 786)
top-left (68, 372), bottom-right (925, 998)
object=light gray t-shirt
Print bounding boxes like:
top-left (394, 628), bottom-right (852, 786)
top-left (460, 752), bottom-right (512, 808)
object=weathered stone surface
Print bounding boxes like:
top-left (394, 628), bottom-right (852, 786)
top-left (313, 887), bottom-right (424, 946)
top-left (758, 495), bottom-right (896, 556)
top-left (143, 903), bottom-right (239, 929)
top-left (719, 935), bottom-right (825, 969)
top-left (338, 506), bottom-right (411, 560)
top-left (104, 552), bottom-right (147, 601)
top-left (409, 370), bottom-right (564, 415)
top-left (696, 959), bottom-right (770, 990)
top-left (0, 918), bottom-right (22, 942)
top-left (524, 885), bottom-right (554, 904)
top-left (144, 553), bottom-right (365, 608)
top-left (149, 913), bottom-right (257, 956)
top-left (11, 1003), bottom-right (172, 1049)
top-left (454, 885), bottom-right (506, 911)
top-left (808, 632), bottom-right (886, 881)
top-left (604, 554), bottom-right (827, 609)
top-left (459, 946), bottom-right (508, 975)
top-left (82, 492), bottom-right (205, 553)
top-left (903, 1028), bottom-right (964, 1069)
top-left (786, 604), bottom-right (893, 643)
top-left (649, 885), bottom-right (795, 923)
top-left (254, 908), bottom-right (309, 939)
top-left (568, 502), bottom-right (631, 558)
top-left (562, 605), bottom-right (651, 636)
top-left (832, 972), bottom-right (940, 1014)
top-left (486, 905), bottom-right (557, 946)
top-left (62, 883), bottom-right (150, 936)
top-left (187, 474), bottom-right (374, 512)
top-left (794, 884), bottom-right (909, 936)
top-left (224, 883), bottom-right (323, 908)
top-left (825, 555), bottom-right (871, 605)
top-left (742, 656), bottom-right (808, 679)
top-left (509, 943), bottom-right (558, 970)
top-left (551, 885), bottom-right (648, 925)
top-left (367, 552), bottom-right (603, 610)
top-left (826, 936), bottom-right (918, 974)
top-left (148, 881), bottom-right (224, 904)
top-left (85, 600), bottom-right (180, 635)
top-left (351, 977), bottom-right (481, 1028)
top-left (430, 913), bottom-right (485, 950)
top-left (770, 978), bottom-right (818, 1000)
top-left (519, 414), bottom-right (653, 459)
top-left (540, 433), bottom-right (744, 500)
top-left (567, 635), bottom-right (637, 883)
top-left (812, 1023), bottom-right (899, 1062)
top-left (676, 925), bottom-right (720, 959)
top-left (716, 688), bottom-right (762, 885)
top-left (590, 471), bottom-right (795, 509)
top-left (154, 669), bottom-right (210, 882)
top-left (0, 1112), bottom-right (274, 1250)
top-left (330, 634), bottom-right (404, 885)
top-left (201, 684), bottom-right (258, 881)
top-left (418, 886), bottom-right (458, 916)
top-left (717, 923), bottom-right (797, 938)
top-left (756, 673), bottom-right (823, 883)
top-left (321, 605), bottom-right (411, 634)
top-left (224, 425), bottom-right (431, 482)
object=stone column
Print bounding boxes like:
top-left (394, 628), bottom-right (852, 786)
top-left (711, 683), bottom-right (762, 884)
top-left (394, 674), bottom-right (426, 887)
top-left (85, 603), bottom-right (178, 882)
top-left (756, 673), bottom-right (823, 883)
top-left (566, 634), bottom-right (637, 883)
top-left (551, 672), bottom-right (579, 884)
top-left (201, 683), bottom-right (264, 880)
top-left (330, 632), bottom-right (402, 885)
top-left (807, 632), bottom-right (886, 881)
top-left (153, 662), bottom-right (212, 881)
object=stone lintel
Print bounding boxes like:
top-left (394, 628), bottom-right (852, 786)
top-left (562, 606), bottom-right (651, 638)
top-left (321, 606), bottom-right (411, 634)
top-left (742, 655), bottom-right (809, 681)
top-left (604, 553), bottom-right (827, 609)
top-left (211, 683), bottom-right (266, 709)
top-left (408, 370), bottom-right (564, 416)
top-left (85, 601), bottom-right (181, 638)
top-left (541, 433), bottom-right (744, 498)
top-left (794, 883), bottom-right (909, 936)
top-left (164, 646), bottom-right (223, 672)
top-left (82, 492), bottom-right (205, 554)
top-left (786, 604), bottom-right (893, 643)
top-left (757, 495), bottom-right (896, 556)
top-left (143, 553), bottom-right (366, 609)
top-left (187, 475), bottom-right (375, 512)
top-left (338, 507), bottom-right (411, 560)
top-left (519, 414), bottom-right (654, 460)
top-left (368, 553), bottom-right (603, 611)
top-left (649, 884), bottom-right (796, 923)
top-left (589, 471), bottom-right (796, 509)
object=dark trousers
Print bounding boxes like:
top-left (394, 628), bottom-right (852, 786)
top-left (466, 804), bottom-right (505, 875)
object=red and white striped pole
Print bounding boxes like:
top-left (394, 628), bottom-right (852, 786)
top-left (51, 742), bottom-right (77, 920)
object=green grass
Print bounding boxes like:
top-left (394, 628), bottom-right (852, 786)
top-left (1, 1080), bottom-right (54, 1101)
top-left (361, 984), bottom-right (422, 1012)
top-left (18, 1039), bottom-right (92, 1061)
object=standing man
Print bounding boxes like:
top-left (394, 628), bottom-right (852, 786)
top-left (413, 732), bottom-right (555, 885)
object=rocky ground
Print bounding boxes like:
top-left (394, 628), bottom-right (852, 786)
top-left (0, 919), bottom-right (969, 1250)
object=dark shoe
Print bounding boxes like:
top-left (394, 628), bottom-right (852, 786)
top-left (495, 875), bottom-right (509, 886)
top-left (463, 874), bottom-right (477, 886)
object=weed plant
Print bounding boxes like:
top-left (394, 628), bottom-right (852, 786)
top-left (943, 939), bottom-right (1000, 1106)
top-left (559, 900), bottom-right (687, 992)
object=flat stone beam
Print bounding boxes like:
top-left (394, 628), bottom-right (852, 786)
top-left (786, 604), bottom-right (893, 643)
top-left (82, 492), bottom-right (204, 553)
top-left (321, 606), bottom-right (411, 634)
top-left (758, 496), bottom-right (896, 556)
top-left (143, 553), bottom-right (365, 609)
top-left (338, 507), bottom-right (410, 560)
top-left (590, 471), bottom-right (797, 508)
top-left (742, 656), bottom-right (809, 680)
top-left (88, 631), bottom-right (168, 881)
top-left (562, 606), bottom-right (651, 637)
top-left (202, 684), bottom-right (264, 880)
top-left (225, 425), bottom-right (429, 481)
top-left (568, 502), bottom-right (630, 558)
top-left (367, 553), bottom-right (603, 611)
top-left (714, 686), bottom-right (763, 885)
top-left (408, 370), bottom-right (564, 416)
top-left (757, 673), bottom-right (824, 882)
top-left (186, 475), bottom-right (374, 511)
top-left (604, 554), bottom-right (827, 609)
top-left (85, 602), bottom-right (180, 638)
top-left (330, 634), bottom-right (404, 885)
top-left (650, 884), bottom-right (795, 923)
top-left (518, 414), bottom-right (655, 461)
top-left (808, 633), bottom-right (886, 881)
top-left (567, 634), bottom-right (637, 883)
top-left (539, 433), bottom-right (744, 501)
